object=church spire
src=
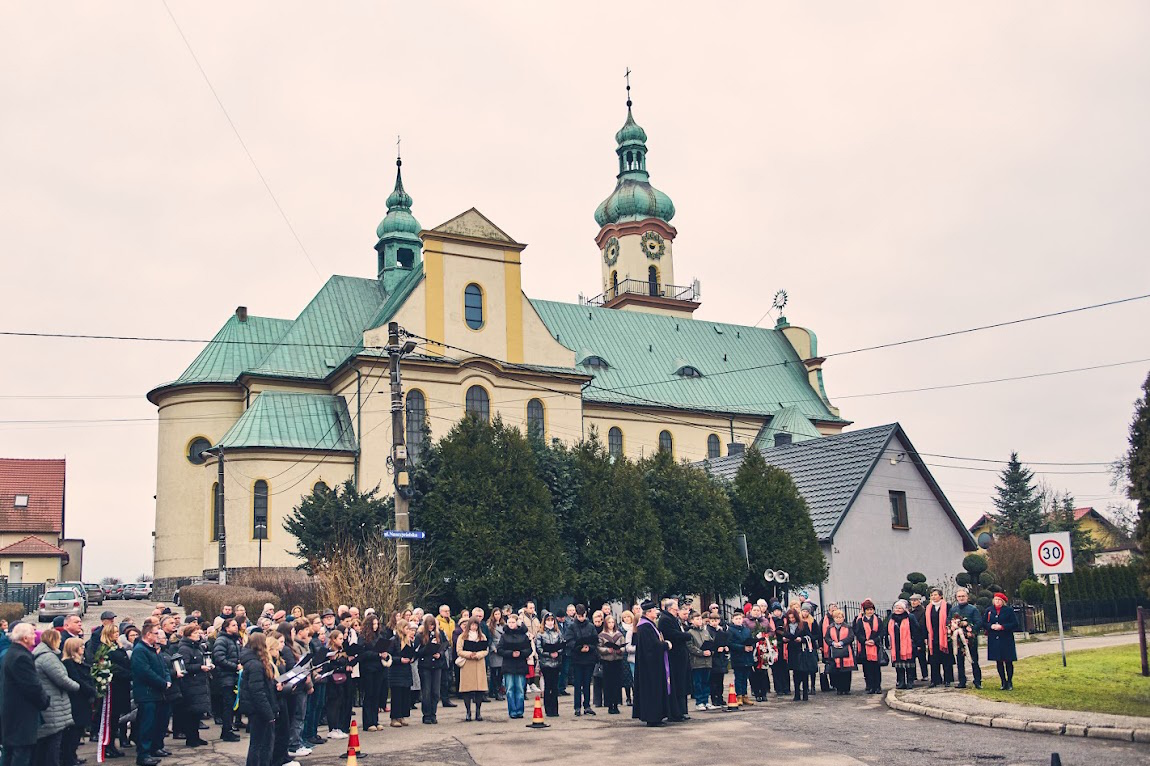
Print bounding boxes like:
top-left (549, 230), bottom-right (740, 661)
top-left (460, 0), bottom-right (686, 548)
top-left (375, 145), bottom-right (423, 288)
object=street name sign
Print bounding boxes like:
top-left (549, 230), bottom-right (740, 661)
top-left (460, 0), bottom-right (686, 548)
top-left (384, 530), bottom-right (426, 540)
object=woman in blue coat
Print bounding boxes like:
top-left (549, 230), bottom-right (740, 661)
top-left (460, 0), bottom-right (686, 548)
top-left (984, 593), bottom-right (1017, 690)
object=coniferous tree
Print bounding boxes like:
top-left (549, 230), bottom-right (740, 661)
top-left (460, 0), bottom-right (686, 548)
top-left (283, 480), bottom-right (393, 572)
top-left (415, 415), bottom-right (570, 606)
top-left (642, 451), bottom-right (744, 598)
top-left (565, 434), bottom-right (667, 604)
top-left (992, 452), bottom-right (1045, 538)
top-left (730, 447), bottom-right (827, 601)
top-left (1045, 491), bottom-right (1100, 566)
top-left (1121, 370), bottom-right (1150, 594)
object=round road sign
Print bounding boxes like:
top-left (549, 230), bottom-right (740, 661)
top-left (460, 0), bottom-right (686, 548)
top-left (1037, 538), bottom-right (1066, 568)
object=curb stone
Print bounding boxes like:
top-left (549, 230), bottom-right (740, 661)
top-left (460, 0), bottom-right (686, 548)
top-left (883, 689), bottom-right (1146, 741)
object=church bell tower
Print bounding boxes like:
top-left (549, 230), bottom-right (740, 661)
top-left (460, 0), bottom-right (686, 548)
top-left (376, 153), bottom-right (423, 292)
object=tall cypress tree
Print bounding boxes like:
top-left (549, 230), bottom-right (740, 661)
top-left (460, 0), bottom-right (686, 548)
top-left (730, 447), bottom-right (827, 600)
top-left (642, 451), bottom-right (744, 598)
top-left (1123, 370), bottom-right (1150, 594)
top-left (992, 452), bottom-right (1045, 538)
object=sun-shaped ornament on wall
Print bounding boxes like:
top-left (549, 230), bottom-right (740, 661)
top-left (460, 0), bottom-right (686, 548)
top-left (640, 230), bottom-right (665, 259)
top-left (603, 236), bottom-right (620, 267)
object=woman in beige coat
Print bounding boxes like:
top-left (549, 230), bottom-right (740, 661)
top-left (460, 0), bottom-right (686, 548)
top-left (455, 618), bottom-right (490, 721)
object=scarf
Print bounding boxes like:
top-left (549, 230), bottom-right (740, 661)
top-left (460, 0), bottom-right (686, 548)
top-left (887, 613), bottom-right (914, 660)
top-left (827, 624), bottom-right (855, 669)
top-left (926, 600), bottom-right (949, 654)
top-left (859, 615), bottom-right (881, 662)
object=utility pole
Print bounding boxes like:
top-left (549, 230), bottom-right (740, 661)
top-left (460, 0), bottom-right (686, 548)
top-left (386, 321), bottom-right (417, 605)
top-left (215, 447), bottom-right (227, 585)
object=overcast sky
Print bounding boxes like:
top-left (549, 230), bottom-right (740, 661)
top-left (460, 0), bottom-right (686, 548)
top-left (2, 2), bottom-right (1148, 580)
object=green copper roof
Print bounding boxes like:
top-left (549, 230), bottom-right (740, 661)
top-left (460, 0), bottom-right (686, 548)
top-left (530, 300), bottom-right (845, 422)
top-left (216, 391), bottom-right (357, 452)
top-left (250, 276), bottom-right (388, 379)
top-left (753, 406), bottom-right (824, 449)
top-left (377, 160), bottom-right (422, 240)
top-left (594, 104), bottom-right (675, 227)
top-left (170, 315), bottom-right (293, 386)
top-left (364, 264), bottom-right (424, 334)
top-left (615, 107), bottom-right (647, 145)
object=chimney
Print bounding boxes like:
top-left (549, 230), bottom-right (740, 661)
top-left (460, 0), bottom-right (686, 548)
top-left (727, 443), bottom-right (745, 456)
top-left (235, 306), bottom-right (248, 323)
top-left (774, 432), bottom-right (792, 447)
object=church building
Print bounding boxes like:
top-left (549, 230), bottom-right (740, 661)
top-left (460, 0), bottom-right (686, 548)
top-left (149, 95), bottom-right (965, 596)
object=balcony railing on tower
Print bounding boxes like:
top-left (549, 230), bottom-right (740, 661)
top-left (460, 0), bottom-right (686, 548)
top-left (582, 278), bottom-right (701, 307)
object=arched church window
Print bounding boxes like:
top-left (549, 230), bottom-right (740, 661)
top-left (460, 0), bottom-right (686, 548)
top-left (648, 266), bottom-right (659, 296)
top-left (465, 385), bottom-right (490, 421)
top-left (608, 427), bottom-right (624, 459)
top-left (210, 482), bottom-right (220, 541)
top-left (253, 480), bottom-right (269, 540)
top-left (464, 284), bottom-right (484, 330)
top-left (611, 271), bottom-right (619, 297)
top-left (397, 248), bottom-right (414, 268)
top-left (406, 390), bottom-right (426, 461)
top-left (526, 398), bottom-right (545, 438)
top-left (658, 430), bottom-right (673, 455)
top-left (707, 434), bottom-right (721, 459)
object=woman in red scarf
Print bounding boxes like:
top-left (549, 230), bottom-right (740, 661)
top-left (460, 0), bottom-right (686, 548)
top-left (923, 588), bottom-right (954, 687)
top-left (886, 600), bottom-right (922, 689)
top-left (852, 599), bottom-right (884, 694)
top-left (822, 609), bottom-right (856, 695)
top-left (984, 593), bottom-right (1018, 690)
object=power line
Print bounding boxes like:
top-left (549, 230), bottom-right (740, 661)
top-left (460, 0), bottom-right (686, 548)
top-left (160, 0), bottom-right (320, 277)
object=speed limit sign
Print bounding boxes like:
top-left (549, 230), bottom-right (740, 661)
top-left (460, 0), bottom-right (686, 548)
top-left (1030, 531), bottom-right (1074, 575)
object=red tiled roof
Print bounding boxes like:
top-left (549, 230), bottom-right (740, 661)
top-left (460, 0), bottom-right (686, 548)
top-left (1073, 507), bottom-right (1094, 521)
top-left (0, 458), bottom-right (65, 533)
top-left (0, 535), bottom-right (67, 557)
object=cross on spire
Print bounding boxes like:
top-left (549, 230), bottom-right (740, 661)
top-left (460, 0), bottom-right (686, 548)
top-left (396, 134), bottom-right (402, 166)
top-left (625, 67), bottom-right (632, 108)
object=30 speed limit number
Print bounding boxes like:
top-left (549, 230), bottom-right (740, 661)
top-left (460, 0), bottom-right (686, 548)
top-left (1029, 531), bottom-right (1073, 575)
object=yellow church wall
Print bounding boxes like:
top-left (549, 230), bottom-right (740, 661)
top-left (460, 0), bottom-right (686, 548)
top-left (1, 556), bottom-right (61, 584)
top-left (607, 233), bottom-right (675, 289)
top-left (582, 404), bottom-right (764, 462)
top-left (154, 388), bottom-right (246, 581)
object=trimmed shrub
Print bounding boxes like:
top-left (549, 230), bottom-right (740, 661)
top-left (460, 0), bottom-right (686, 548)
top-left (955, 573), bottom-right (972, 587)
top-left (1018, 579), bottom-right (1046, 606)
top-left (0, 602), bottom-right (24, 623)
top-left (975, 596), bottom-right (991, 608)
top-left (898, 591), bottom-right (913, 602)
top-left (911, 582), bottom-right (930, 597)
top-left (229, 569), bottom-right (322, 614)
top-left (978, 572), bottom-right (996, 587)
top-left (962, 554), bottom-right (988, 575)
top-left (180, 585), bottom-right (279, 618)
top-left (902, 581), bottom-right (916, 593)
top-left (907, 572), bottom-right (928, 584)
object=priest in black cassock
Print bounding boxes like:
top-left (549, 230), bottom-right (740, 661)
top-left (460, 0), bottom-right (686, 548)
top-left (657, 598), bottom-right (691, 722)
top-left (632, 600), bottom-right (670, 727)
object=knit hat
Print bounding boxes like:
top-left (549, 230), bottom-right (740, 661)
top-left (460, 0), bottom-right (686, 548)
top-left (861, 599), bottom-right (875, 611)
top-left (993, 592), bottom-right (1008, 603)
top-left (893, 600), bottom-right (908, 612)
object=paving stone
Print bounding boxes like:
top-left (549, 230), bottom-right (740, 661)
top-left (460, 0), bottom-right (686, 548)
top-left (1133, 729), bottom-right (1150, 743)
top-left (1086, 727), bottom-right (1134, 741)
top-left (1025, 721), bottom-right (1065, 734)
top-left (967, 715), bottom-right (993, 727)
top-left (941, 710), bottom-right (968, 724)
top-left (991, 717), bottom-right (1027, 731)
top-left (1064, 724), bottom-right (1088, 737)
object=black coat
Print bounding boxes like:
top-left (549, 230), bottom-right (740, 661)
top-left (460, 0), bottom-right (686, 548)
top-left (211, 633), bottom-right (242, 688)
top-left (1, 642), bottom-right (50, 747)
top-left (176, 638), bottom-right (212, 715)
top-left (984, 606), bottom-right (1018, 662)
top-left (107, 646), bottom-right (132, 718)
top-left (387, 638), bottom-right (416, 688)
top-left (237, 648), bottom-right (277, 721)
top-left (496, 626), bottom-right (531, 676)
top-left (416, 630), bottom-right (450, 671)
top-left (130, 641), bottom-right (170, 705)
top-left (783, 622), bottom-right (818, 674)
top-left (565, 618), bottom-right (599, 666)
top-left (63, 658), bottom-right (98, 727)
top-left (657, 610), bottom-right (690, 718)
top-left (630, 618), bottom-right (668, 725)
top-left (352, 634), bottom-right (391, 676)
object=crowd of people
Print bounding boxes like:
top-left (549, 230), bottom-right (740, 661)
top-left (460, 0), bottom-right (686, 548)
top-left (0, 586), bottom-right (1019, 765)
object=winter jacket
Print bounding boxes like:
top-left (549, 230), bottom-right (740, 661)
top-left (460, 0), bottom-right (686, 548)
top-left (487, 623), bottom-right (505, 668)
top-left (566, 618), bottom-right (600, 666)
top-left (33, 642), bottom-right (80, 738)
top-left (387, 637), bottom-right (417, 688)
top-left (710, 627), bottom-right (730, 672)
top-left (686, 626), bottom-right (713, 671)
top-left (455, 632), bottom-right (489, 693)
top-left (597, 629), bottom-right (625, 663)
top-left (211, 632), bottom-right (242, 688)
top-left (63, 657), bottom-right (97, 726)
top-left (952, 602), bottom-right (983, 647)
top-left (176, 638), bottom-right (212, 715)
top-left (353, 634), bottom-right (392, 676)
top-left (535, 628), bottom-right (564, 670)
top-left (497, 625), bottom-right (532, 676)
top-left (1, 642), bottom-right (50, 747)
top-left (416, 630), bottom-right (450, 671)
top-left (727, 623), bottom-right (755, 667)
top-left (130, 640), bottom-right (170, 704)
top-left (237, 647), bottom-right (277, 721)
top-left (984, 605), bottom-right (1018, 662)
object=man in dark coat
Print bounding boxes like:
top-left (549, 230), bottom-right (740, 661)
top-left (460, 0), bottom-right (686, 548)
top-left (565, 604), bottom-right (599, 716)
top-left (908, 593), bottom-right (927, 682)
top-left (657, 598), bottom-right (691, 722)
top-left (631, 601), bottom-right (669, 727)
top-left (132, 625), bottom-right (171, 766)
top-left (1, 623), bottom-right (51, 766)
top-left (951, 588), bottom-right (983, 689)
top-left (211, 618), bottom-right (242, 742)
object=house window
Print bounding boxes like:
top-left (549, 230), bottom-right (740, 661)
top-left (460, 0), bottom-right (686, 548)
top-left (526, 398), bottom-right (545, 438)
top-left (13, 494), bottom-right (29, 508)
top-left (890, 491), bottom-right (909, 529)
top-left (187, 437), bottom-right (212, 465)
top-left (465, 385), bottom-right (490, 421)
top-left (658, 430), bottom-right (673, 455)
top-left (582, 355), bottom-right (609, 370)
top-left (210, 482), bottom-right (220, 541)
top-left (677, 366), bottom-right (703, 378)
top-left (707, 434), bottom-right (721, 459)
top-left (253, 480), bottom-right (269, 539)
top-left (608, 427), bottom-right (624, 458)
top-left (464, 283), bottom-right (484, 330)
top-left (406, 389), bottom-right (426, 461)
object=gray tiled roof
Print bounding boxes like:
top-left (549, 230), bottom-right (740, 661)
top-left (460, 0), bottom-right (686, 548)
top-left (702, 424), bottom-right (900, 541)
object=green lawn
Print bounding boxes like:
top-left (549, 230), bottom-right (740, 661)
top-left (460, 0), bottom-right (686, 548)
top-left (968, 644), bottom-right (1150, 717)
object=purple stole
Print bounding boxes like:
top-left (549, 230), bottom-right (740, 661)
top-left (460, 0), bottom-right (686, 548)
top-left (638, 616), bottom-right (670, 693)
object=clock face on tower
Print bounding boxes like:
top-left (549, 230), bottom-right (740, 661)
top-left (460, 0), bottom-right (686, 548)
top-left (641, 230), bottom-right (665, 259)
top-left (603, 237), bottom-right (620, 266)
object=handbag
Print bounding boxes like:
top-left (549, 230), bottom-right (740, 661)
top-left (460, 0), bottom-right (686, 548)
top-left (879, 644), bottom-right (890, 667)
top-left (331, 671), bottom-right (348, 685)
top-left (455, 656), bottom-right (467, 668)
top-left (592, 662), bottom-right (603, 679)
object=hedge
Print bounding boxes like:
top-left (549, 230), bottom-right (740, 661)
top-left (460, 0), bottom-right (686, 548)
top-left (179, 586), bottom-right (279, 619)
top-left (0, 602), bottom-right (24, 623)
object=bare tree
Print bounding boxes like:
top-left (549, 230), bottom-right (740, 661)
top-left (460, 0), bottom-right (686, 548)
top-left (987, 535), bottom-right (1031, 598)
top-left (310, 531), bottom-right (435, 614)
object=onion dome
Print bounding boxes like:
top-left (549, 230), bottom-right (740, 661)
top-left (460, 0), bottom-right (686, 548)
top-left (376, 159), bottom-right (421, 239)
top-left (594, 104), bottom-right (675, 227)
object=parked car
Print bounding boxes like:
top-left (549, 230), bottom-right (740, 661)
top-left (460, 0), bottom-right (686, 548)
top-left (84, 583), bottom-right (104, 605)
top-left (127, 582), bottom-right (153, 600)
top-left (38, 588), bottom-right (86, 622)
top-left (105, 583), bottom-right (125, 600)
top-left (55, 582), bottom-right (87, 613)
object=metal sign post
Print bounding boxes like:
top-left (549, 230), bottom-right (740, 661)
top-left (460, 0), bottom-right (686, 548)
top-left (1030, 532), bottom-right (1073, 667)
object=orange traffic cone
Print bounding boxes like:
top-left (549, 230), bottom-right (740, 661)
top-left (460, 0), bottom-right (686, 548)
top-left (340, 718), bottom-right (361, 759)
top-left (725, 681), bottom-right (741, 712)
top-left (526, 695), bottom-right (550, 729)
